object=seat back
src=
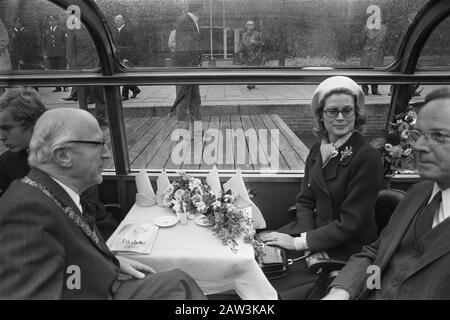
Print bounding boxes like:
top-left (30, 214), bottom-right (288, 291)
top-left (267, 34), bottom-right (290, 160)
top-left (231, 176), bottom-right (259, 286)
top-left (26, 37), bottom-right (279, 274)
top-left (374, 189), bottom-right (406, 234)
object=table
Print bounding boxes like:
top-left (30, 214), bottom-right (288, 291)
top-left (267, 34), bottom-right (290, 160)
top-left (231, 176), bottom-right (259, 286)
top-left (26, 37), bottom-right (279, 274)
top-left (107, 204), bottom-right (278, 300)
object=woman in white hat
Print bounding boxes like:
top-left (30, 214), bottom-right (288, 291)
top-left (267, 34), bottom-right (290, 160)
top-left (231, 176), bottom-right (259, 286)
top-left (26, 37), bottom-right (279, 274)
top-left (261, 76), bottom-right (384, 299)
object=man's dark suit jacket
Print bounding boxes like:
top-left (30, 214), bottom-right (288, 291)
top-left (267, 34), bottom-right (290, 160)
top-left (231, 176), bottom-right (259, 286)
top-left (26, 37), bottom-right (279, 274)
top-left (332, 180), bottom-right (450, 299)
top-left (66, 26), bottom-right (98, 69)
top-left (279, 132), bottom-right (384, 260)
top-left (0, 168), bottom-right (206, 299)
top-left (42, 25), bottom-right (66, 58)
top-left (0, 149), bottom-right (117, 239)
top-left (0, 168), bottom-right (119, 299)
top-left (112, 24), bottom-right (137, 63)
top-left (10, 27), bottom-right (41, 67)
top-left (174, 13), bottom-right (201, 67)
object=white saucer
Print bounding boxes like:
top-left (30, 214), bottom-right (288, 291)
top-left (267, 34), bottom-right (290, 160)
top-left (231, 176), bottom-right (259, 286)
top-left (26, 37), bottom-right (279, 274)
top-left (154, 215), bottom-right (178, 228)
top-left (195, 215), bottom-right (213, 227)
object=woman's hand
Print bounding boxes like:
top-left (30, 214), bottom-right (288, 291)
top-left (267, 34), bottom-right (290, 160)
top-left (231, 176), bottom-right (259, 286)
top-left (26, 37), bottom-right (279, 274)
top-left (116, 256), bottom-right (156, 279)
top-left (260, 232), bottom-right (296, 250)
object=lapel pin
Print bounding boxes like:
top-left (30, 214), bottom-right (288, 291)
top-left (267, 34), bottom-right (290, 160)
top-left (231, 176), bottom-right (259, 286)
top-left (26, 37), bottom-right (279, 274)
top-left (340, 146), bottom-right (353, 161)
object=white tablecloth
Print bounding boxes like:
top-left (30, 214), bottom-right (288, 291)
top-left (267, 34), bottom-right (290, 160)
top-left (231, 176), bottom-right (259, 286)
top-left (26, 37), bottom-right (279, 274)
top-left (107, 205), bottom-right (277, 300)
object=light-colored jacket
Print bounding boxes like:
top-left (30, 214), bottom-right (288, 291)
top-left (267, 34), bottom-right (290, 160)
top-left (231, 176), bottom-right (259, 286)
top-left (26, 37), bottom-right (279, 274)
top-left (0, 19), bottom-right (12, 72)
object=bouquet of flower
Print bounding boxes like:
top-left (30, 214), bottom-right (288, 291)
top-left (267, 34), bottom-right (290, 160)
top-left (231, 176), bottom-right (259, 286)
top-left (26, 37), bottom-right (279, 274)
top-left (203, 190), bottom-right (262, 254)
top-left (378, 106), bottom-right (417, 186)
top-left (163, 173), bottom-right (218, 216)
top-left (162, 173), bottom-right (263, 256)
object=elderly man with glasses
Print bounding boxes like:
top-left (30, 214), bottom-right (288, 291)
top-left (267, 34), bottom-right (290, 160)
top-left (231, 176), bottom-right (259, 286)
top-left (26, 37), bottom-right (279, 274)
top-left (323, 87), bottom-right (450, 300)
top-left (0, 108), bottom-right (206, 299)
top-left (0, 87), bottom-right (117, 239)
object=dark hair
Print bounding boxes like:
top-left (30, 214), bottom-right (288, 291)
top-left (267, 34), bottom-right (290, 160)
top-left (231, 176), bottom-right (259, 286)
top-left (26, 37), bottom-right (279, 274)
top-left (0, 87), bottom-right (46, 129)
top-left (313, 87), bottom-right (366, 138)
top-left (188, 0), bottom-right (203, 13)
top-left (424, 87), bottom-right (450, 104)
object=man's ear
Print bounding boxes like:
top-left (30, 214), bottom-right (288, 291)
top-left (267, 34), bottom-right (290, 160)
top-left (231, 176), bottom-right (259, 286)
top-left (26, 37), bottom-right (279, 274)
top-left (53, 146), bottom-right (73, 168)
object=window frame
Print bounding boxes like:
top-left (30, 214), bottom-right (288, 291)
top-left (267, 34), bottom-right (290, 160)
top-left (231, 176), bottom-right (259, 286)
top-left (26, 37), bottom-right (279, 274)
top-left (0, 0), bottom-right (449, 178)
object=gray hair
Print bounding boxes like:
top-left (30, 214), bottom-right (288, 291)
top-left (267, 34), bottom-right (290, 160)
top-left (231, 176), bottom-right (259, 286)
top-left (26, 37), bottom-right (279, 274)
top-left (28, 112), bottom-right (79, 167)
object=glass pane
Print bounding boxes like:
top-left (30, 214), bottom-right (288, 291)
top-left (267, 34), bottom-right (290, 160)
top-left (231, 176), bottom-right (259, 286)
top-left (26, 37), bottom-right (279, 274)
top-left (118, 83), bottom-right (390, 173)
top-left (11, 86), bottom-right (115, 170)
top-left (378, 84), bottom-right (450, 176)
top-left (418, 15), bottom-right (450, 69)
top-left (95, 0), bottom-right (426, 69)
top-left (0, 0), bottom-right (98, 72)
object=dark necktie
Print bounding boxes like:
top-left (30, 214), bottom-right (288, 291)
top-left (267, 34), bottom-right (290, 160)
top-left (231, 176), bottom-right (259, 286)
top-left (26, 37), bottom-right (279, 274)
top-left (414, 191), bottom-right (442, 240)
top-left (80, 197), bottom-right (97, 230)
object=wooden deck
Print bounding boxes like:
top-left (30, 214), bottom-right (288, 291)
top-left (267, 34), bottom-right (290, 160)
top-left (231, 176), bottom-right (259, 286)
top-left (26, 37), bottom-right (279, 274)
top-left (103, 114), bottom-right (309, 171)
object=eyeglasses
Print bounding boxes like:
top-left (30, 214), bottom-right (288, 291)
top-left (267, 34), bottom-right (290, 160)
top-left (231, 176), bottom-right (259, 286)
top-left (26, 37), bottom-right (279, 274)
top-left (405, 129), bottom-right (450, 145)
top-left (65, 139), bottom-right (107, 147)
top-left (322, 107), bottom-right (355, 118)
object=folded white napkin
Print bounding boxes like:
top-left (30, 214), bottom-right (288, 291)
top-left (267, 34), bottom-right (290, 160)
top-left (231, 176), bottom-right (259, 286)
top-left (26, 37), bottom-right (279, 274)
top-left (135, 169), bottom-right (156, 207)
top-left (223, 169), bottom-right (266, 229)
top-left (206, 165), bottom-right (222, 195)
top-left (156, 170), bottom-right (171, 206)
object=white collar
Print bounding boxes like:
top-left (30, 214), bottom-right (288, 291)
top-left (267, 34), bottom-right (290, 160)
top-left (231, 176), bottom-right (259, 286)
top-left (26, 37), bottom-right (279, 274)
top-left (187, 12), bottom-right (200, 32)
top-left (187, 12), bottom-right (199, 24)
top-left (51, 177), bottom-right (82, 213)
top-left (430, 183), bottom-right (450, 227)
top-left (117, 24), bottom-right (125, 32)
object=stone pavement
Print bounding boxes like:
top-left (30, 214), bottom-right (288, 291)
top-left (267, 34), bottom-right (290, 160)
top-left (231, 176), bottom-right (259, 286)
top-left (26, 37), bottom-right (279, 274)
top-left (38, 83), bottom-right (429, 110)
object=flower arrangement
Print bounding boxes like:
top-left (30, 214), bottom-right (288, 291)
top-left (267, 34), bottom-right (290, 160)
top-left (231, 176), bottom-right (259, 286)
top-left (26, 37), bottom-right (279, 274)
top-left (163, 173), bottom-right (216, 216)
top-left (163, 173), bottom-right (262, 256)
top-left (203, 190), bottom-right (261, 254)
top-left (377, 105), bottom-right (417, 187)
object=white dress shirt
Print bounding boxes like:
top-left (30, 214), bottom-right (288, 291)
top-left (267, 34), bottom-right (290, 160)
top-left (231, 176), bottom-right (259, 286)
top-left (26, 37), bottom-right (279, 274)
top-left (51, 177), bottom-right (82, 213)
top-left (430, 183), bottom-right (450, 228)
top-left (117, 24), bottom-right (125, 33)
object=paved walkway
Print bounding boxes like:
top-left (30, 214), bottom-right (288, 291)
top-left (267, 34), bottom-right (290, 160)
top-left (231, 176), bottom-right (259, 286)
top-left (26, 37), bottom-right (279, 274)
top-left (39, 84), bottom-right (429, 110)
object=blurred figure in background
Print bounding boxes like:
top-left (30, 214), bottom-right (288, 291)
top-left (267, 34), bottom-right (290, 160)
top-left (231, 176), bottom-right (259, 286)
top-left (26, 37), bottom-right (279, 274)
top-left (66, 21), bottom-right (107, 126)
top-left (240, 20), bottom-right (263, 90)
top-left (359, 11), bottom-right (387, 96)
top-left (173, 0), bottom-right (203, 138)
top-left (9, 16), bottom-right (41, 71)
top-left (0, 17), bottom-right (12, 95)
top-left (42, 15), bottom-right (68, 93)
top-left (113, 14), bottom-right (141, 101)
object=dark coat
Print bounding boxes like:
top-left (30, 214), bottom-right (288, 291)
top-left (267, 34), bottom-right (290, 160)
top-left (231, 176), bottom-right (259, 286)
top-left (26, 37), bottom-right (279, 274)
top-left (42, 25), bottom-right (66, 58)
top-left (360, 24), bottom-right (387, 67)
top-left (112, 24), bottom-right (137, 63)
top-left (279, 132), bottom-right (384, 260)
top-left (66, 26), bottom-right (98, 69)
top-left (332, 180), bottom-right (450, 299)
top-left (10, 27), bottom-right (41, 67)
top-left (0, 149), bottom-right (117, 240)
top-left (0, 149), bottom-right (29, 197)
top-left (239, 30), bottom-right (263, 66)
top-left (0, 168), bottom-right (120, 299)
top-left (174, 13), bottom-right (201, 67)
top-left (0, 168), bottom-right (206, 300)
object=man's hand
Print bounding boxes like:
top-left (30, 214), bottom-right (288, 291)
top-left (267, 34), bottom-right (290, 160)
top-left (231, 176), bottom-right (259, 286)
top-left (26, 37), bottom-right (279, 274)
top-left (116, 256), bottom-right (156, 279)
top-left (322, 287), bottom-right (350, 300)
top-left (260, 232), bottom-right (296, 250)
